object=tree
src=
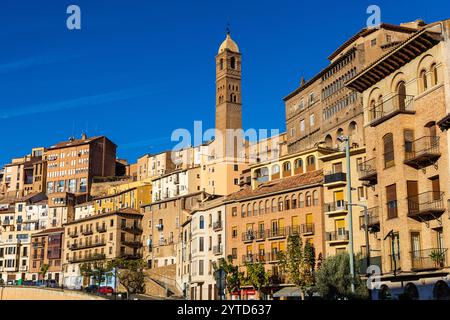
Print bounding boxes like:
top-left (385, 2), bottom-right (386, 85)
top-left (279, 234), bottom-right (317, 299)
top-left (213, 255), bottom-right (244, 298)
top-left (79, 260), bottom-right (113, 289)
top-left (111, 258), bottom-right (146, 299)
top-left (243, 261), bottom-right (270, 300)
top-left (315, 252), bottom-right (369, 300)
top-left (39, 263), bottom-right (49, 282)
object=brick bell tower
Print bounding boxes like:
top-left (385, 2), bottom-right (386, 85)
top-left (215, 29), bottom-right (242, 157)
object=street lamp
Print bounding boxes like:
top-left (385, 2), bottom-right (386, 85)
top-left (347, 203), bottom-right (371, 274)
top-left (337, 135), bottom-right (355, 294)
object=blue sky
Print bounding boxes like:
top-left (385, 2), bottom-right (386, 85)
top-left (0, 0), bottom-right (448, 166)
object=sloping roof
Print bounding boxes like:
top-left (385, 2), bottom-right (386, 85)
top-left (47, 136), bottom-right (116, 150)
top-left (64, 207), bottom-right (142, 225)
top-left (32, 227), bottom-right (65, 236)
top-left (227, 170), bottom-right (323, 201)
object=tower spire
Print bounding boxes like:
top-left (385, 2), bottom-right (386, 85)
top-left (226, 21), bottom-right (231, 35)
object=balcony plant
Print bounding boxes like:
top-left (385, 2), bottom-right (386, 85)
top-left (429, 249), bottom-right (446, 268)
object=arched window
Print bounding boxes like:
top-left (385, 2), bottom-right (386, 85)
top-left (278, 197), bottom-right (284, 211)
top-left (305, 192), bottom-right (312, 207)
top-left (230, 57), bottom-right (236, 69)
top-left (209, 214), bottom-right (212, 227)
top-left (258, 201), bottom-right (263, 215)
top-left (199, 216), bottom-right (204, 229)
top-left (265, 200), bottom-right (270, 214)
top-left (369, 99), bottom-right (376, 121)
top-left (291, 194), bottom-right (297, 209)
top-left (294, 158), bottom-right (303, 175)
top-left (255, 167), bottom-right (269, 183)
top-left (325, 135), bottom-right (333, 148)
top-left (271, 164), bottom-right (280, 180)
top-left (253, 202), bottom-right (257, 216)
top-left (299, 193), bottom-right (304, 208)
top-left (431, 63), bottom-right (438, 86)
top-left (219, 58), bottom-right (224, 70)
top-left (284, 196), bottom-right (290, 210)
top-left (348, 122), bottom-right (357, 137)
top-left (247, 203), bottom-right (252, 216)
top-left (271, 199), bottom-right (277, 212)
top-left (420, 69), bottom-right (427, 92)
top-left (383, 133), bottom-right (394, 168)
top-left (241, 205), bottom-right (246, 217)
top-left (397, 81), bottom-right (406, 110)
top-left (404, 283), bottom-right (419, 300)
top-left (313, 190), bottom-right (319, 206)
top-left (306, 156), bottom-right (316, 172)
top-left (282, 162), bottom-right (292, 177)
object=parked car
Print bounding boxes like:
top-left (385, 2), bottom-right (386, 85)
top-left (84, 285), bottom-right (99, 293)
top-left (98, 286), bottom-right (114, 294)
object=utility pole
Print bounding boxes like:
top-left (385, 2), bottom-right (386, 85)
top-left (338, 135), bottom-right (355, 294)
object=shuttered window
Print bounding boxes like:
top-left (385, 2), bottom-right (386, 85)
top-left (404, 129), bottom-right (415, 155)
top-left (383, 133), bottom-right (395, 168)
top-left (386, 184), bottom-right (398, 219)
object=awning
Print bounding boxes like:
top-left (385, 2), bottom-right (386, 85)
top-left (273, 287), bottom-right (302, 298)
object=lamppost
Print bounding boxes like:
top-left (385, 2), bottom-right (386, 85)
top-left (337, 135), bottom-right (355, 294)
top-left (347, 203), bottom-right (371, 273)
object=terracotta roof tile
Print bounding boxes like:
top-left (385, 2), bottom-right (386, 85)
top-left (227, 170), bottom-right (323, 201)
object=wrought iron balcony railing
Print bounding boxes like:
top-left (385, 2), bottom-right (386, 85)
top-left (410, 248), bottom-right (447, 271)
top-left (407, 191), bottom-right (445, 217)
top-left (404, 136), bottom-right (440, 168)
top-left (368, 94), bottom-right (415, 126)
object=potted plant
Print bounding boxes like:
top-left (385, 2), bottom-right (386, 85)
top-left (429, 249), bottom-right (446, 268)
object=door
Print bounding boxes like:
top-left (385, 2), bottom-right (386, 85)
top-left (386, 184), bottom-right (398, 219)
top-left (335, 219), bottom-right (346, 239)
top-left (406, 181), bottom-right (419, 214)
top-left (278, 218), bottom-right (285, 236)
top-left (334, 190), bottom-right (345, 209)
top-left (397, 82), bottom-right (406, 110)
top-left (291, 216), bottom-right (299, 234)
top-left (431, 176), bottom-right (440, 201)
top-left (410, 232), bottom-right (421, 269)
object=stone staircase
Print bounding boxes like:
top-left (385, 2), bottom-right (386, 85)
top-left (144, 265), bottom-right (184, 299)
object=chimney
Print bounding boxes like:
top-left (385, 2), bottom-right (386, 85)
top-left (81, 132), bottom-right (87, 140)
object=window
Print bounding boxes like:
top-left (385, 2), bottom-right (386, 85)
top-left (282, 162), bottom-right (291, 172)
top-left (404, 129), bottom-right (415, 157)
top-left (199, 260), bottom-right (204, 276)
top-left (383, 133), bottom-right (395, 168)
top-left (199, 216), bottom-right (204, 229)
top-left (231, 207), bottom-right (237, 217)
top-left (386, 34), bottom-right (392, 43)
top-left (232, 227), bottom-right (237, 238)
top-left (310, 114), bottom-right (315, 127)
top-left (79, 178), bottom-right (87, 193)
top-left (431, 63), bottom-right (438, 86)
top-left (300, 119), bottom-right (305, 132)
top-left (306, 156), bottom-right (316, 172)
top-left (230, 57), bottom-right (236, 69)
top-left (199, 237), bottom-right (204, 252)
top-left (386, 184), bottom-right (398, 219)
top-left (397, 81), bottom-right (406, 110)
top-left (231, 248), bottom-right (237, 259)
top-left (357, 187), bottom-right (366, 201)
top-left (294, 159), bottom-right (303, 174)
top-left (371, 38), bottom-right (377, 47)
top-left (420, 69), bottom-right (427, 92)
top-left (219, 58), bottom-right (223, 70)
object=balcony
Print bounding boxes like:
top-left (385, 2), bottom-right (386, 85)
top-left (213, 220), bottom-right (223, 231)
top-left (326, 230), bottom-right (349, 244)
top-left (404, 136), bottom-right (441, 169)
top-left (324, 201), bottom-right (348, 215)
top-left (265, 252), bottom-right (282, 263)
top-left (122, 240), bottom-right (143, 248)
top-left (289, 224), bottom-right (315, 236)
top-left (357, 157), bottom-right (377, 186)
top-left (359, 206), bottom-right (380, 232)
top-left (2, 220), bottom-right (13, 226)
top-left (266, 227), bottom-right (287, 240)
top-left (70, 240), bottom-right (106, 250)
top-left (254, 230), bottom-right (266, 241)
top-left (241, 254), bottom-right (265, 264)
top-left (324, 172), bottom-right (347, 188)
top-left (32, 241), bottom-right (45, 248)
top-left (68, 253), bottom-right (106, 263)
top-left (156, 224), bottom-right (163, 231)
top-left (411, 248), bottom-right (448, 271)
top-left (213, 244), bottom-right (223, 255)
top-left (368, 94), bottom-right (415, 127)
top-left (96, 225), bottom-right (107, 233)
top-left (407, 191), bottom-right (445, 220)
top-left (242, 231), bottom-right (255, 243)
top-left (81, 229), bottom-right (93, 236)
top-left (121, 225), bottom-right (143, 234)
top-left (68, 231), bottom-right (79, 238)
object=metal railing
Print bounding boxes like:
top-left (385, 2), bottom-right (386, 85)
top-left (407, 191), bottom-right (445, 216)
top-left (242, 231), bottom-right (255, 242)
top-left (324, 172), bottom-right (347, 185)
top-left (359, 206), bottom-right (380, 229)
top-left (411, 248), bottom-right (447, 270)
top-left (368, 94), bottom-right (415, 124)
top-left (96, 225), bottom-right (107, 233)
top-left (120, 225), bottom-right (143, 234)
top-left (357, 157), bottom-right (377, 180)
top-left (213, 220), bottom-right (222, 231)
top-left (213, 244), bottom-right (223, 255)
top-left (68, 253), bottom-right (106, 263)
top-left (404, 136), bottom-right (440, 162)
top-left (324, 201), bottom-right (348, 213)
top-left (266, 227), bottom-right (287, 239)
top-left (70, 240), bottom-right (106, 250)
top-left (326, 230), bottom-right (349, 242)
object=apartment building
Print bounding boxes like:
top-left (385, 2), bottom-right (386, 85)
top-left (29, 227), bottom-right (64, 284)
top-left (137, 151), bottom-right (178, 181)
top-left (319, 146), bottom-right (381, 272)
top-left (152, 167), bottom-right (201, 202)
top-left (347, 20), bottom-right (450, 299)
top-left (181, 197), bottom-right (226, 300)
top-left (62, 208), bottom-right (143, 289)
top-left (225, 169), bottom-right (325, 299)
top-left (284, 23), bottom-right (418, 153)
top-left (0, 193), bottom-right (46, 283)
top-left (45, 134), bottom-right (117, 202)
top-left (74, 201), bottom-right (95, 220)
top-left (93, 181), bottom-right (152, 214)
top-left (0, 147), bottom-right (46, 199)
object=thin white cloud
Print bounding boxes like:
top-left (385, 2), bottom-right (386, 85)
top-left (0, 85), bottom-right (154, 120)
top-left (0, 54), bottom-right (82, 74)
